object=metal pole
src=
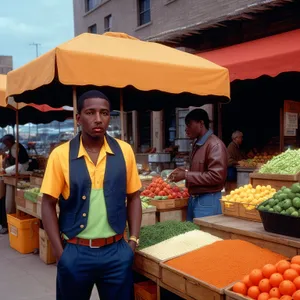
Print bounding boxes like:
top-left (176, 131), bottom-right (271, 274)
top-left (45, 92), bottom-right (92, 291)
top-left (72, 87), bottom-right (78, 134)
top-left (120, 90), bottom-right (124, 141)
top-left (29, 43), bottom-right (41, 58)
top-left (15, 104), bottom-right (19, 178)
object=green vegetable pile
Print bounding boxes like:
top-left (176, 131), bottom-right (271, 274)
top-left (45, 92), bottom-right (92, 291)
top-left (24, 187), bottom-right (41, 203)
top-left (140, 196), bottom-right (155, 209)
top-left (259, 149), bottom-right (300, 175)
top-left (138, 220), bottom-right (199, 249)
top-left (258, 183), bottom-right (300, 217)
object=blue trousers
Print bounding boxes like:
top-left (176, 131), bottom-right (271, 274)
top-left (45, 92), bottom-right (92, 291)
top-left (56, 238), bottom-right (134, 300)
top-left (187, 192), bottom-right (222, 222)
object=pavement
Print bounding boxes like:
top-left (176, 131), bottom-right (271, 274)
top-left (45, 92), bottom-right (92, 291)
top-left (0, 234), bottom-right (99, 300)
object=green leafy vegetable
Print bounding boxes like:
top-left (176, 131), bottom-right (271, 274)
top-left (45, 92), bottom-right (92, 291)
top-left (259, 149), bottom-right (300, 175)
top-left (138, 220), bottom-right (199, 249)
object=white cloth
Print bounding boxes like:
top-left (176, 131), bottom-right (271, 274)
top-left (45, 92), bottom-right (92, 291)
top-left (5, 162), bottom-right (29, 175)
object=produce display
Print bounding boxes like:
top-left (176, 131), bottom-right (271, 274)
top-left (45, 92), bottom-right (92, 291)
top-left (141, 230), bottom-right (222, 260)
top-left (140, 176), bottom-right (189, 199)
top-left (165, 240), bottom-right (286, 289)
top-left (24, 187), bottom-right (42, 203)
top-left (140, 196), bottom-right (155, 209)
top-left (258, 183), bottom-right (300, 217)
top-left (222, 184), bottom-right (276, 209)
top-left (139, 175), bottom-right (153, 181)
top-left (232, 255), bottom-right (300, 299)
top-left (239, 153), bottom-right (275, 168)
top-left (259, 149), bottom-right (300, 175)
top-left (138, 220), bottom-right (199, 249)
top-left (17, 180), bottom-right (31, 189)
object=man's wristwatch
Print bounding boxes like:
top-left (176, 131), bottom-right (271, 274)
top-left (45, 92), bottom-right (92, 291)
top-left (129, 236), bottom-right (140, 246)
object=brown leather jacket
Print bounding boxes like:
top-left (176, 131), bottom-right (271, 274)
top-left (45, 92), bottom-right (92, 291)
top-left (186, 130), bottom-right (228, 195)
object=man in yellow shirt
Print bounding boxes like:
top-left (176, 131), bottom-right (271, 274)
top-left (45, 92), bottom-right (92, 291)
top-left (41, 90), bottom-right (142, 300)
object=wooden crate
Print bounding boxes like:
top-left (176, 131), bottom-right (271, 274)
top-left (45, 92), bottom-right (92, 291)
top-left (142, 207), bottom-right (157, 227)
top-left (238, 203), bottom-right (261, 222)
top-left (220, 200), bottom-right (239, 218)
top-left (134, 251), bottom-right (161, 281)
top-left (39, 228), bottom-right (56, 264)
top-left (160, 263), bottom-right (226, 300)
top-left (37, 197), bottom-right (42, 219)
top-left (16, 189), bottom-right (25, 198)
top-left (134, 281), bottom-right (157, 300)
top-left (156, 208), bottom-right (187, 222)
top-left (15, 196), bottom-right (26, 208)
top-left (150, 198), bottom-right (188, 210)
top-left (30, 176), bottom-right (43, 187)
top-left (25, 200), bottom-right (37, 214)
top-left (250, 172), bottom-right (300, 191)
top-left (225, 285), bottom-right (248, 300)
top-left (221, 200), bottom-right (261, 223)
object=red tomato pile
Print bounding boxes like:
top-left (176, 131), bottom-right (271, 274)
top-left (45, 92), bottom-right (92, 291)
top-left (232, 256), bottom-right (300, 300)
top-left (141, 176), bottom-right (189, 199)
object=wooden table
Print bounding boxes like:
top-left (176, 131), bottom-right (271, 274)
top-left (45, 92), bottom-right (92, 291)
top-left (194, 215), bottom-right (300, 257)
top-left (16, 205), bottom-right (41, 220)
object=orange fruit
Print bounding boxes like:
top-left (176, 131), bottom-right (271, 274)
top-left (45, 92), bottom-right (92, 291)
top-left (259, 279), bottom-right (272, 293)
top-left (291, 255), bottom-right (300, 265)
top-left (293, 290), bottom-right (300, 300)
top-left (248, 286), bottom-right (260, 299)
top-left (278, 280), bottom-right (296, 296)
top-left (283, 269), bottom-right (299, 281)
top-left (258, 292), bottom-right (270, 300)
top-left (269, 287), bottom-right (281, 298)
top-left (269, 298), bottom-right (280, 300)
top-left (262, 264), bottom-right (277, 278)
top-left (290, 264), bottom-right (300, 274)
top-left (232, 282), bottom-right (247, 295)
top-left (242, 274), bottom-right (253, 287)
top-left (293, 276), bottom-right (300, 289)
top-left (270, 273), bottom-right (284, 287)
top-left (277, 261), bottom-right (291, 274)
top-left (250, 269), bottom-right (264, 286)
top-left (280, 296), bottom-right (292, 300)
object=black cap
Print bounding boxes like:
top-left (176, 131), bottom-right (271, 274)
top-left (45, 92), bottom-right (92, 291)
top-left (0, 134), bottom-right (15, 143)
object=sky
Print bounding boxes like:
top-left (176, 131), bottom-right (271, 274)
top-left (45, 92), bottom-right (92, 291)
top-left (0, 0), bottom-right (74, 69)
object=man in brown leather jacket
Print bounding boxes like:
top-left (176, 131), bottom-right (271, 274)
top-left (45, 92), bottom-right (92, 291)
top-left (170, 109), bottom-right (227, 221)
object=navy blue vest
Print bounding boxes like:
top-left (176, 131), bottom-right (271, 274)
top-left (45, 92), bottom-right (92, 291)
top-left (58, 133), bottom-right (127, 239)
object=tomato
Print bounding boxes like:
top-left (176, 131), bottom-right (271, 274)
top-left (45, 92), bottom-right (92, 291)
top-left (158, 191), bottom-right (164, 196)
top-left (172, 193), bottom-right (177, 199)
top-left (149, 193), bottom-right (155, 198)
top-left (168, 195), bottom-right (173, 199)
top-left (173, 187), bottom-right (180, 193)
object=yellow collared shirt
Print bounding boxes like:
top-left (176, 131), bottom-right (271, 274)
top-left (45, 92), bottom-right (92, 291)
top-left (41, 136), bottom-right (141, 238)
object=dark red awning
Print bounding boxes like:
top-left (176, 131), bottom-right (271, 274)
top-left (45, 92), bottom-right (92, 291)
top-left (198, 29), bottom-right (300, 82)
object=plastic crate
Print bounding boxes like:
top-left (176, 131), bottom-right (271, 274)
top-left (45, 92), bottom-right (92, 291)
top-left (7, 214), bottom-right (40, 254)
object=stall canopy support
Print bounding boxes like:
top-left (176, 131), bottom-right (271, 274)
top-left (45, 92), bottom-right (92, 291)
top-left (120, 90), bottom-right (125, 141)
top-left (72, 87), bottom-right (78, 135)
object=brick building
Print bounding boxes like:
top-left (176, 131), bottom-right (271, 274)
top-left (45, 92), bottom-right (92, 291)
top-left (0, 56), bottom-right (13, 75)
top-left (73, 0), bottom-right (272, 41)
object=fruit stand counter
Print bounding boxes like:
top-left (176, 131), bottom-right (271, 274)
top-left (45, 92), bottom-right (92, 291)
top-left (194, 215), bottom-right (300, 257)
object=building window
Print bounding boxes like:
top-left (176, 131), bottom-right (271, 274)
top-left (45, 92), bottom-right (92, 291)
top-left (138, 0), bottom-right (151, 26)
top-left (85, 0), bottom-right (101, 12)
top-left (88, 24), bottom-right (97, 34)
top-left (104, 15), bottom-right (112, 32)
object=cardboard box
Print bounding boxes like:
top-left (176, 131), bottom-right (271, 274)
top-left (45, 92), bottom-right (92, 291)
top-left (39, 228), bottom-right (56, 265)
